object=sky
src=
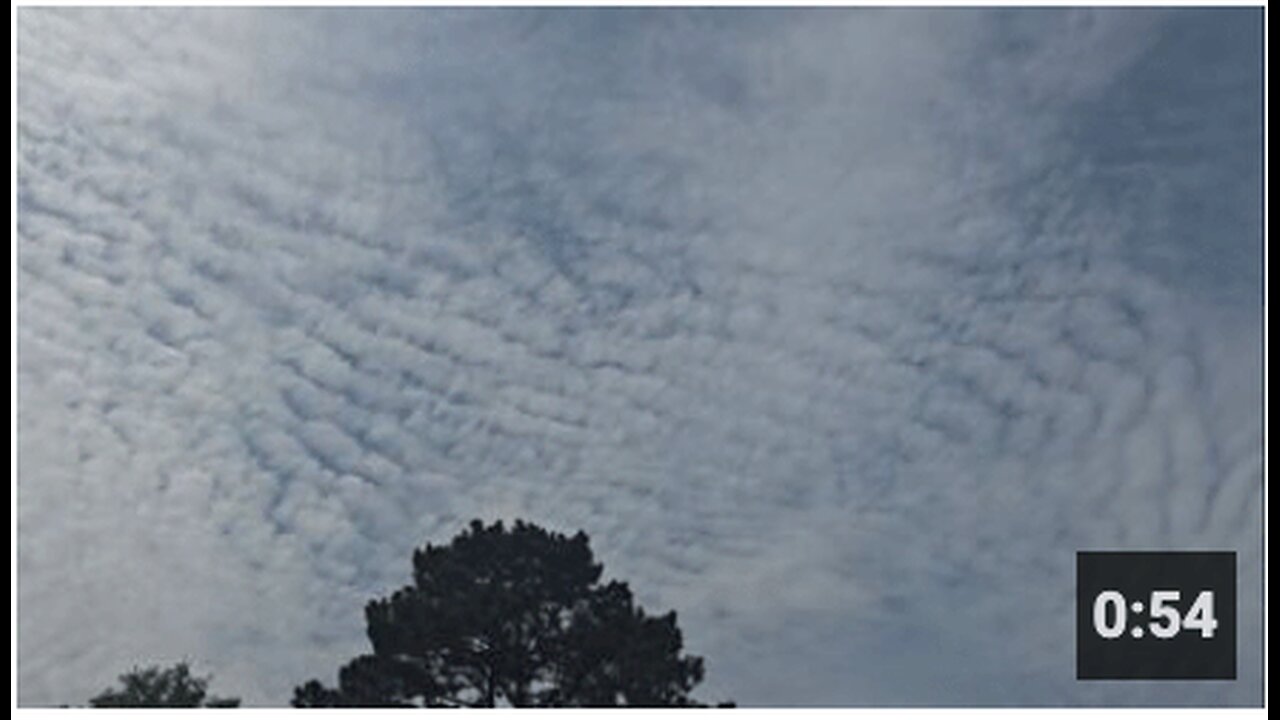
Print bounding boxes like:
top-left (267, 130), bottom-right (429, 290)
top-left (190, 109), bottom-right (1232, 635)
top-left (15, 7), bottom-right (1263, 707)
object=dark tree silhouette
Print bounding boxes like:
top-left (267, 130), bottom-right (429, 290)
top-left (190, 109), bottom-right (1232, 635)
top-left (293, 519), bottom-right (715, 707)
top-left (89, 662), bottom-right (240, 708)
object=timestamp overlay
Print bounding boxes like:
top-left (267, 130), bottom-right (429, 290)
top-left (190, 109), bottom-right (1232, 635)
top-left (1077, 552), bottom-right (1236, 680)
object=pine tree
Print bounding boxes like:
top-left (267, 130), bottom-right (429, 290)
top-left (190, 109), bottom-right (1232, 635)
top-left (293, 519), bottom-right (712, 707)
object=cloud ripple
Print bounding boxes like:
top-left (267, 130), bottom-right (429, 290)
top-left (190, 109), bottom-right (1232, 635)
top-left (17, 8), bottom-right (1262, 706)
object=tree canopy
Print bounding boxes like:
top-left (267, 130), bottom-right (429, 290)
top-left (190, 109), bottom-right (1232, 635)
top-left (293, 519), bottom-right (714, 707)
top-left (89, 662), bottom-right (240, 708)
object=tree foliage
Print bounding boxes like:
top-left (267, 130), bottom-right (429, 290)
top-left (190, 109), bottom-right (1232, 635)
top-left (293, 519), bottom-right (713, 707)
top-left (89, 662), bottom-right (240, 708)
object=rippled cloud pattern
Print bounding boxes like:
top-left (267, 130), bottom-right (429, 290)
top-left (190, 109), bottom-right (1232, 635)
top-left (17, 8), bottom-right (1262, 706)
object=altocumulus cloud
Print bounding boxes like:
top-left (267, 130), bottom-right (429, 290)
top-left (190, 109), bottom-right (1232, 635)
top-left (16, 7), bottom-right (1262, 706)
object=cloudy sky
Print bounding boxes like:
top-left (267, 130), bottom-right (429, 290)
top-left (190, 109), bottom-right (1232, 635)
top-left (16, 7), bottom-right (1263, 707)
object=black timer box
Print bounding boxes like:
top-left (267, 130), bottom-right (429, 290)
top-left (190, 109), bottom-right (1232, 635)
top-left (1077, 551), bottom-right (1236, 680)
